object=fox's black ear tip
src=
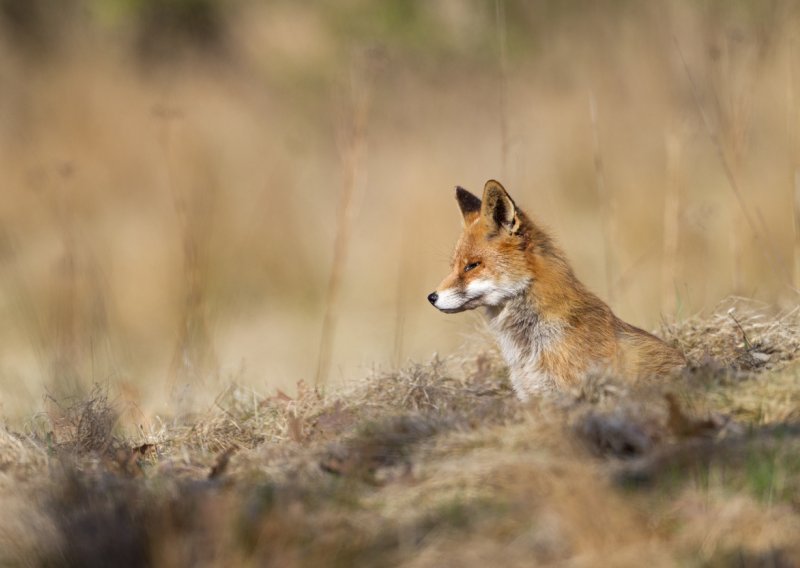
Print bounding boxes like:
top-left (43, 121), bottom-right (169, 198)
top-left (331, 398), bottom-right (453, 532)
top-left (455, 186), bottom-right (482, 216)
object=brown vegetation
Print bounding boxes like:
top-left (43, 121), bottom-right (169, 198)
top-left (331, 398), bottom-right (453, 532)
top-left (1, 304), bottom-right (799, 566)
top-left (1, 2), bottom-right (799, 566)
top-left (2, 2), bottom-right (800, 418)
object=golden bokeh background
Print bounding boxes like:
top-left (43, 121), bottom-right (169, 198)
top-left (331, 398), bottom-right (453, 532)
top-left (1, 0), bottom-right (798, 419)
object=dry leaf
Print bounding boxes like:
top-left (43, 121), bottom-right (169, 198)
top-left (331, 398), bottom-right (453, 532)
top-left (665, 393), bottom-right (724, 438)
top-left (286, 410), bottom-right (304, 443)
top-left (310, 402), bottom-right (357, 440)
top-left (208, 445), bottom-right (239, 480)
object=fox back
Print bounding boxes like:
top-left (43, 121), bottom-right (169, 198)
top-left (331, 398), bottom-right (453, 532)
top-left (428, 180), bottom-right (685, 400)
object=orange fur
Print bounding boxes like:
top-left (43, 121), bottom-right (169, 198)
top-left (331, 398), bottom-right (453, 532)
top-left (429, 180), bottom-right (685, 400)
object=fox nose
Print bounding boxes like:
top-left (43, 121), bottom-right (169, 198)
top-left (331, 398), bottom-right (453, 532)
top-left (427, 292), bottom-right (438, 305)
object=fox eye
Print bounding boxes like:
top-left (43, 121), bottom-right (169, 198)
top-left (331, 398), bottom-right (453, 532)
top-left (464, 261), bottom-right (481, 273)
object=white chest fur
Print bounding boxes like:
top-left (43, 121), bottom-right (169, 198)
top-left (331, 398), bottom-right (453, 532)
top-left (486, 297), bottom-right (565, 400)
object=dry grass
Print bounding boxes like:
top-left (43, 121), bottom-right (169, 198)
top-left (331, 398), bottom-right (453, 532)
top-left (4, 1), bottom-right (800, 417)
top-left (664, 298), bottom-right (800, 371)
top-left (0, 304), bottom-right (799, 566)
top-left (2, 2), bottom-right (800, 566)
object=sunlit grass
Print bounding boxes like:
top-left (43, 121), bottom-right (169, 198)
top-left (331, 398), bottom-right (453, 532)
top-left (1, 1), bottom-right (800, 565)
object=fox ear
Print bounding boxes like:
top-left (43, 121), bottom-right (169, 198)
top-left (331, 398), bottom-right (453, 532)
top-left (455, 186), bottom-right (482, 225)
top-left (481, 180), bottom-right (521, 234)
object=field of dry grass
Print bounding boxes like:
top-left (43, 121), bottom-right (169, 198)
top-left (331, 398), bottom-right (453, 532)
top-left (1, 302), bottom-right (799, 566)
top-left (3, 1), bottom-right (800, 411)
top-left (1, 1), bottom-right (800, 565)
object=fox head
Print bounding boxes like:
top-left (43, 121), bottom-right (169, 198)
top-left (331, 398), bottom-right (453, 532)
top-left (428, 180), bottom-right (547, 313)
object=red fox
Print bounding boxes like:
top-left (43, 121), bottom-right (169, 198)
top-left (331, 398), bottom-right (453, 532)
top-left (428, 180), bottom-right (685, 400)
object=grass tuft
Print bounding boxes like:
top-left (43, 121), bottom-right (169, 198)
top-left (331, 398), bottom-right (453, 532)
top-left (2, 303), bottom-right (800, 566)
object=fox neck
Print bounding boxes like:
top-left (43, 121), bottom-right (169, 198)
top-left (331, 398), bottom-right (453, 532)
top-left (486, 293), bottom-right (549, 355)
top-left (485, 291), bottom-right (564, 397)
top-left (483, 253), bottom-right (598, 398)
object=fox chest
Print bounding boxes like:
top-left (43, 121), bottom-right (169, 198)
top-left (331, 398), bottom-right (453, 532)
top-left (488, 309), bottom-right (566, 399)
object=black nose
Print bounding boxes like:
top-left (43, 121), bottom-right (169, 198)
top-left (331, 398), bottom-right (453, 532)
top-left (427, 292), bottom-right (438, 305)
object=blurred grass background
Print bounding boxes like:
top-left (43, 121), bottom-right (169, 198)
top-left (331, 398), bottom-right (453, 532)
top-left (0, 0), bottom-right (798, 420)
